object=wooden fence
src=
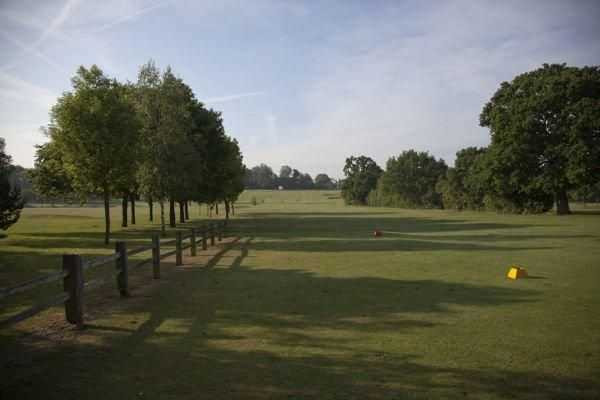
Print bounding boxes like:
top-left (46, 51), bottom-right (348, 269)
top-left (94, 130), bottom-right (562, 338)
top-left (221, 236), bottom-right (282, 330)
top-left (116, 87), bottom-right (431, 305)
top-left (0, 221), bottom-right (227, 328)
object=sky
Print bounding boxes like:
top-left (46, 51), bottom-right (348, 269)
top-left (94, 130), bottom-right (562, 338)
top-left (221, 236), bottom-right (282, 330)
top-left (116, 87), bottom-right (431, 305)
top-left (1, 0), bottom-right (599, 179)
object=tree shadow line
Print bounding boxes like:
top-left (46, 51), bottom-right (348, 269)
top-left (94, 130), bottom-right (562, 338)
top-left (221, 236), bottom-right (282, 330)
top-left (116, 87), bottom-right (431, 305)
top-left (2, 240), bottom-right (597, 399)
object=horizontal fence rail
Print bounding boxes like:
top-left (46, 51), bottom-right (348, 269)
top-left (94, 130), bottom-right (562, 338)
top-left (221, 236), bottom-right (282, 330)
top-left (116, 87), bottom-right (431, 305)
top-left (0, 270), bottom-right (68, 301)
top-left (0, 220), bottom-right (227, 328)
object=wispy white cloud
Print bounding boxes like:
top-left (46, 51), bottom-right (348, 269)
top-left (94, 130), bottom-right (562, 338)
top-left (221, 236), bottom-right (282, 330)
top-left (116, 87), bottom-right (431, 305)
top-left (0, 9), bottom-right (73, 43)
top-left (92, 0), bottom-right (174, 33)
top-left (203, 91), bottom-right (265, 104)
top-left (0, 30), bottom-right (67, 73)
top-left (36, 0), bottom-right (81, 45)
top-left (0, 71), bottom-right (57, 109)
top-left (0, 0), bottom-right (80, 72)
top-left (239, 1), bottom-right (600, 177)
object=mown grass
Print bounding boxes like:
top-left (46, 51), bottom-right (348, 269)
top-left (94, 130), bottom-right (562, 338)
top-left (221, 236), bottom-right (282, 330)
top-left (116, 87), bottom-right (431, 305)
top-left (1, 190), bottom-right (600, 399)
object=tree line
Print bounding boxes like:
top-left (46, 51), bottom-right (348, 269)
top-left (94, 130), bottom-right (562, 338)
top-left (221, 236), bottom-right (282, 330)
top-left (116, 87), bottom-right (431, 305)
top-left (244, 164), bottom-right (338, 190)
top-left (342, 64), bottom-right (600, 215)
top-left (8, 61), bottom-right (245, 243)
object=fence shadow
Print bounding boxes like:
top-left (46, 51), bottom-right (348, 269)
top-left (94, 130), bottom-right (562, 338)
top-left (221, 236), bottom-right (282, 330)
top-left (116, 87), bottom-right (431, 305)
top-left (2, 239), bottom-right (597, 399)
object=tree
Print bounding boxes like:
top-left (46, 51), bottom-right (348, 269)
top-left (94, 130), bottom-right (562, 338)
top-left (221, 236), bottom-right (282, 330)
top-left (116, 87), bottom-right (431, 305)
top-left (480, 63), bottom-right (600, 214)
top-left (135, 62), bottom-right (201, 231)
top-left (30, 136), bottom-right (75, 204)
top-left (217, 137), bottom-right (245, 219)
top-left (314, 173), bottom-right (335, 189)
top-left (371, 150), bottom-right (447, 208)
top-left (244, 164), bottom-right (277, 189)
top-left (0, 138), bottom-right (24, 230)
top-left (135, 60), bottom-right (167, 231)
top-left (341, 155), bottom-right (382, 204)
top-left (279, 165), bottom-right (292, 179)
top-left (437, 147), bottom-right (487, 210)
top-left (51, 65), bottom-right (140, 244)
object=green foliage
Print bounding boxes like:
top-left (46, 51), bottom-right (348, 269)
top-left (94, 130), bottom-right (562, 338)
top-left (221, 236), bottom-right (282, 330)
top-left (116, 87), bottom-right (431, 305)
top-left (570, 181), bottom-right (600, 203)
top-left (314, 173), bottom-right (335, 189)
top-left (30, 130), bottom-right (75, 202)
top-left (480, 63), bottom-right (600, 214)
top-left (245, 164), bottom-right (277, 189)
top-left (436, 147), bottom-right (488, 210)
top-left (50, 65), bottom-right (141, 243)
top-left (0, 138), bottom-right (24, 230)
top-left (341, 155), bottom-right (382, 205)
top-left (369, 150), bottom-right (447, 208)
top-left (279, 165), bottom-right (292, 179)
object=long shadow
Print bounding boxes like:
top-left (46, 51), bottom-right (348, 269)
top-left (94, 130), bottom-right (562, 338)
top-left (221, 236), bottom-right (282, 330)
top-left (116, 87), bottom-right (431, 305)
top-left (2, 241), bottom-right (597, 398)
top-left (247, 238), bottom-right (553, 253)
top-left (231, 216), bottom-right (534, 240)
top-left (382, 232), bottom-right (593, 242)
top-left (245, 211), bottom-right (401, 217)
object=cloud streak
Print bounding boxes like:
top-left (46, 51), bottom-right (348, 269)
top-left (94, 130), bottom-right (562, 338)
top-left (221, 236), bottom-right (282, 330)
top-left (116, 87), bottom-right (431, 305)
top-left (0, 30), bottom-right (67, 73)
top-left (203, 91), bottom-right (265, 104)
top-left (0, 0), bottom-right (80, 72)
top-left (92, 0), bottom-right (174, 33)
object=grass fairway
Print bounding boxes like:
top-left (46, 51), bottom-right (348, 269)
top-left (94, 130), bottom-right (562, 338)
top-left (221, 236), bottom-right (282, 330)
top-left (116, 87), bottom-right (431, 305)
top-left (1, 190), bottom-right (600, 399)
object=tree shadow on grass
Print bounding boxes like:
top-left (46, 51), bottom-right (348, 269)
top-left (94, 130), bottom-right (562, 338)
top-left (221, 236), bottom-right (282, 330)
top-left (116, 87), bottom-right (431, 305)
top-left (1, 240), bottom-right (598, 399)
top-left (231, 215), bottom-right (536, 241)
top-left (247, 238), bottom-right (553, 253)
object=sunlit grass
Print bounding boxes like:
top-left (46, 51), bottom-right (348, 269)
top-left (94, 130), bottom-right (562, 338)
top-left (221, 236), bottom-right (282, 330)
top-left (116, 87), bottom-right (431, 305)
top-left (1, 191), bottom-right (599, 399)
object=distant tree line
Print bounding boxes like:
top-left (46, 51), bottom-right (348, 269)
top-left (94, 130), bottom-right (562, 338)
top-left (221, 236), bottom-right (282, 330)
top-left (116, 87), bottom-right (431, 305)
top-left (19, 61), bottom-right (245, 243)
top-left (343, 64), bottom-right (600, 215)
top-left (244, 164), bottom-right (338, 190)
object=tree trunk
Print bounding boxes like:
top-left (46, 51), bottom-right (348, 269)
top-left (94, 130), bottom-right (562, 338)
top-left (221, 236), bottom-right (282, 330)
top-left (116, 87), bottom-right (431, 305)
top-left (130, 194), bottom-right (136, 225)
top-left (179, 201), bottom-right (185, 223)
top-left (169, 198), bottom-right (176, 227)
top-left (556, 189), bottom-right (571, 215)
top-left (160, 201), bottom-right (166, 236)
top-left (104, 190), bottom-right (111, 245)
top-left (224, 199), bottom-right (230, 220)
top-left (121, 196), bottom-right (128, 227)
top-left (232, 202), bottom-right (235, 215)
top-left (184, 201), bottom-right (189, 220)
top-left (215, 202), bottom-right (219, 215)
top-left (148, 197), bottom-right (153, 221)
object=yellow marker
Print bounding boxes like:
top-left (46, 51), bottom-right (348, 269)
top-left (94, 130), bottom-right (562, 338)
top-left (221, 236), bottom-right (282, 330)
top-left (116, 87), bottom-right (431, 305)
top-left (507, 266), bottom-right (528, 280)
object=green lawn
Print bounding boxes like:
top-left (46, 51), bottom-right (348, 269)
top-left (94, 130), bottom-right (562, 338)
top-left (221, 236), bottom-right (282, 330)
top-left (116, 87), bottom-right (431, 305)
top-left (1, 190), bottom-right (600, 399)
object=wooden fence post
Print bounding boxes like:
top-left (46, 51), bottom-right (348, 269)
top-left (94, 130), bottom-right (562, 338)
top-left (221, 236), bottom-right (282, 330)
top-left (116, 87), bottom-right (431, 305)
top-left (63, 254), bottom-right (84, 327)
top-left (217, 221), bottom-right (223, 242)
top-left (176, 231), bottom-right (183, 266)
top-left (210, 223), bottom-right (215, 246)
top-left (202, 228), bottom-right (207, 250)
top-left (152, 234), bottom-right (160, 279)
top-left (191, 228), bottom-right (197, 256)
top-left (115, 241), bottom-right (129, 297)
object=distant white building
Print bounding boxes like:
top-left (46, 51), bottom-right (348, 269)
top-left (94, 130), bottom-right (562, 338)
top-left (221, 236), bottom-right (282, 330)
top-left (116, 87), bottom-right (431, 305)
top-left (278, 186), bottom-right (284, 190)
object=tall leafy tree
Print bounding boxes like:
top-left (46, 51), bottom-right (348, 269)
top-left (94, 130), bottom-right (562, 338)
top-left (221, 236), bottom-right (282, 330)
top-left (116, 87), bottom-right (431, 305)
top-left (244, 164), bottom-right (277, 189)
top-left (51, 65), bottom-right (140, 244)
top-left (135, 62), bottom-right (201, 230)
top-left (480, 63), bottom-right (600, 214)
top-left (0, 138), bottom-right (24, 231)
top-left (341, 155), bottom-right (382, 204)
top-left (437, 147), bottom-right (488, 210)
top-left (314, 173), bottom-right (335, 189)
top-left (135, 61), bottom-right (167, 231)
top-left (30, 129), bottom-right (75, 203)
top-left (279, 165), bottom-right (292, 179)
top-left (372, 150), bottom-right (447, 208)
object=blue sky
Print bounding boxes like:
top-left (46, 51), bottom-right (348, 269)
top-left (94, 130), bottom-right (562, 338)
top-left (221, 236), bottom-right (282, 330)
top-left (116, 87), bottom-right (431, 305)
top-left (1, 0), bottom-right (599, 178)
